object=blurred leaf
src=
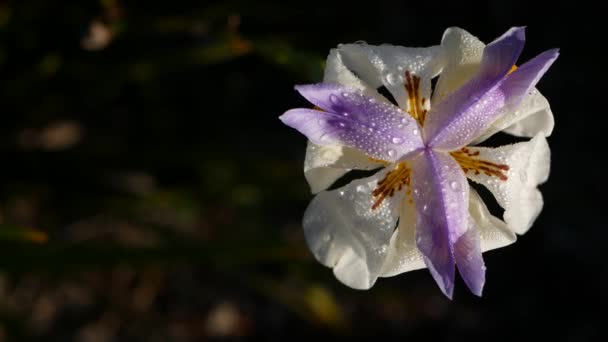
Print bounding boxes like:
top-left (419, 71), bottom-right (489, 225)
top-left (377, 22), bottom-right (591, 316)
top-left (305, 284), bottom-right (345, 327)
top-left (0, 224), bottom-right (47, 244)
top-left (0, 239), bottom-right (309, 273)
top-left (254, 39), bottom-right (324, 81)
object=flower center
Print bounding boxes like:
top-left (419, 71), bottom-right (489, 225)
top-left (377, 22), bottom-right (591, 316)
top-left (404, 71), bottom-right (428, 126)
top-left (450, 148), bottom-right (510, 180)
top-left (371, 162), bottom-right (412, 210)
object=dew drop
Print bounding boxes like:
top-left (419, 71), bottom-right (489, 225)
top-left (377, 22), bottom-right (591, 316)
top-left (412, 129), bottom-right (419, 136)
top-left (385, 72), bottom-right (401, 86)
top-left (401, 117), bottom-right (409, 125)
top-left (368, 98), bottom-right (376, 103)
top-left (422, 204), bottom-right (428, 212)
top-left (387, 149), bottom-right (396, 158)
top-left (323, 234), bottom-right (332, 242)
top-left (342, 111), bottom-right (349, 117)
top-left (329, 94), bottom-right (340, 105)
top-left (319, 133), bottom-right (332, 142)
top-left (378, 244), bottom-right (387, 254)
top-left (450, 181), bottom-right (460, 191)
top-left (342, 92), bottom-right (350, 98)
top-left (392, 137), bottom-right (404, 144)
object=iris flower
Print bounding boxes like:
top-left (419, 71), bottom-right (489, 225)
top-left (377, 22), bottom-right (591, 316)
top-left (280, 27), bottom-right (558, 298)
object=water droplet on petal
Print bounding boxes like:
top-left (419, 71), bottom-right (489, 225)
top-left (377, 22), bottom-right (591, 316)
top-left (412, 129), bottom-right (419, 136)
top-left (387, 149), bottom-right (396, 158)
top-left (342, 111), bottom-right (349, 117)
top-left (392, 137), bottom-right (404, 144)
top-left (323, 233), bottom-right (332, 242)
top-left (401, 118), bottom-right (409, 125)
top-left (422, 204), bottom-right (428, 212)
top-left (342, 92), bottom-right (350, 98)
top-left (378, 244), bottom-right (387, 254)
top-left (329, 94), bottom-right (340, 105)
top-left (368, 98), bottom-right (376, 103)
top-left (450, 181), bottom-right (460, 191)
top-left (385, 72), bottom-right (401, 86)
top-left (319, 133), bottom-right (332, 142)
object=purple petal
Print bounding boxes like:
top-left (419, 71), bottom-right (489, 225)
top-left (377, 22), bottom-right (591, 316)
top-left (410, 150), bottom-right (469, 299)
top-left (423, 27), bottom-right (526, 149)
top-left (498, 49), bottom-right (559, 107)
top-left (279, 83), bottom-right (424, 162)
top-left (428, 48), bottom-right (559, 150)
top-left (454, 225), bottom-right (486, 297)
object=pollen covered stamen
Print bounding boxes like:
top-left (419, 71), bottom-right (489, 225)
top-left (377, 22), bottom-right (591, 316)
top-left (404, 71), bottom-right (428, 126)
top-left (451, 148), bottom-right (510, 180)
top-left (372, 162), bottom-right (411, 210)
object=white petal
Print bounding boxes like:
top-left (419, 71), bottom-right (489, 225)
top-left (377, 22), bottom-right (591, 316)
top-left (324, 48), bottom-right (372, 91)
top-left (435, 27), bottom-right (554, 140)
top-left (432, 27), bottom-right (484, 104)
top-left (463, 134), bottom-right (550, 234)
top-left (497, 90), bottom-right (554, 137)
top-left (304, 142), bottom-right (381, 194)
top-left (472, 89), bottom-right (554, 144)
top-left (334, 43), bottom-right (443, 109)
top-left (303, 168), bottom-right (402, 289)
top-left (379, 199), bottom-right (425, 277)
top-left (469, 188), bottom-right (517, 252)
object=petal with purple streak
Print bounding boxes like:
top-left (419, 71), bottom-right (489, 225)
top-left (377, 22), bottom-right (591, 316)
top-left (423, 27), bottom-right (526, 147)
top-left (427, 35), bottom-right (558, 151)
top-left (410, 150), bottom-right (469, 299)
top-left (432, 49), bottom-right (558, 150)
top-left (279, 83), bottom-right (424, 162)
top-left (454, 223), bottom-right (486, 296)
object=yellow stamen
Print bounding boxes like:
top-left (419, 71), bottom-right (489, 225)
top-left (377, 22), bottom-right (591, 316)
top-left (371, 162), bottom-right (411, 210)
top-left (368, 157), bottom-right (390, 165)
top-left (508, 65), bottom-right (518, 75)
top-left (404, 71), bottom-right (428, 126)
top-left (451, 148), bottom-right (510, 180)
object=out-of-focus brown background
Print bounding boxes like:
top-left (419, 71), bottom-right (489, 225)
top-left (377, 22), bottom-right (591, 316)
top-left (0, 0), bottom-right (604, 340)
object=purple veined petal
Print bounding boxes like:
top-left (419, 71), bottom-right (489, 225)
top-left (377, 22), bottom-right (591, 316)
top-left (428, 48), bottom-right (559, 151)
top-left (423, 27), bottom-right (526, 148)
top-left (454, 222), bottom-right (486, 297)
top-left (279, 83), bottom-right (424, 162)
top-left (410, 150), bottom-right (470, 299)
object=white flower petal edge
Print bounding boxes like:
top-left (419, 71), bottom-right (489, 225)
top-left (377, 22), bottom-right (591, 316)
top-left (379, 198), bottom-right (425, 277)
top-left (303, 44), bottom-right (443, 193)
top-left (305, 143), bottom-right (381, 194)
top-left (336, 43), bottom-right (443, 109)
top-left (302, 169), bottom-right (403, 289)
top-left (463, 133), bottom-right (550, 234)
top-left (470, 188), bottom-right (517, 251)
top-left (435, 27), bottom-right (554, 141)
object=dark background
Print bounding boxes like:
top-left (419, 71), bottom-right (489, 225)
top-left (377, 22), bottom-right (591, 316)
top-left (0, 0), bottom-right (604, 340)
